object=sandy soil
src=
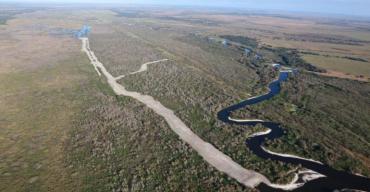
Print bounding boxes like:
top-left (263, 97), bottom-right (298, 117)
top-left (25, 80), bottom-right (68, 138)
top-left (228, 117), bottom-right (264, 123)
top-left (262, 147), bottom-right (324, 165)
top-left (269, 170), bottom-right (325, 190)
top-left (115, 59), bottom-right (169, 80)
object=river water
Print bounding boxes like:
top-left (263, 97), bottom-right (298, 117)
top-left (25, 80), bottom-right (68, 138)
top-left (217, 71), bottom-right (370, 191)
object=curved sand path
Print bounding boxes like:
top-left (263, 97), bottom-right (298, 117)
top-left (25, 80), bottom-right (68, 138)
top-left (115, 59), bottom-right (169, 80)
top-left (79, 37), bottom-right (270, 188)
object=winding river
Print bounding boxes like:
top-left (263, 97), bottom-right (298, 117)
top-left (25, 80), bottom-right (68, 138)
top-left (81, 35), bottom-right (370, 191)
top-left (217, 71), bottom-right (370, 191)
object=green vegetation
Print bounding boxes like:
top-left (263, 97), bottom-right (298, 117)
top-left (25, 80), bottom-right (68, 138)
top-left (2, 6), bottom-right (370, 192)
top-left (90, 10), bottom-right (370, 186)
top-left (64, 82), bottom-right (249, 191)
top-left (264, 47), bottom-right (326, 72)
top-left (97, 29), bottom-right (297, 184)
top-left (234, 72), bottom-right (370, 176)
top-left (218, 35), bottom-right (325, 73)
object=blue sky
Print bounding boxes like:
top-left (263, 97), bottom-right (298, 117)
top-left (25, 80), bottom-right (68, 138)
top-left (2, 0), bottom-right (370, 17)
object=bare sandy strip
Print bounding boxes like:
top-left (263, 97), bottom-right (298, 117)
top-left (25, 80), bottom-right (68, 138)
top-left (269, 172), bottom-right (303, 190)
top-left (262, 147), bottom-right (324, 165)
top-left (269, 169), bottom-right (325, 190)
top-left (81, 39), bottom-right (101, 76)
top-left (115, 59), bottom-right (169, 80)
top-left (79, 37), bottom-right (270, 188)
top-left (228, 117), bottom-right (264, 123)
top-left (299, 170), bottom-right (326, 182)
top-left (249, 129), bottom-right (272, 137)
top-left (229, 117), bottom-right (323, 164)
